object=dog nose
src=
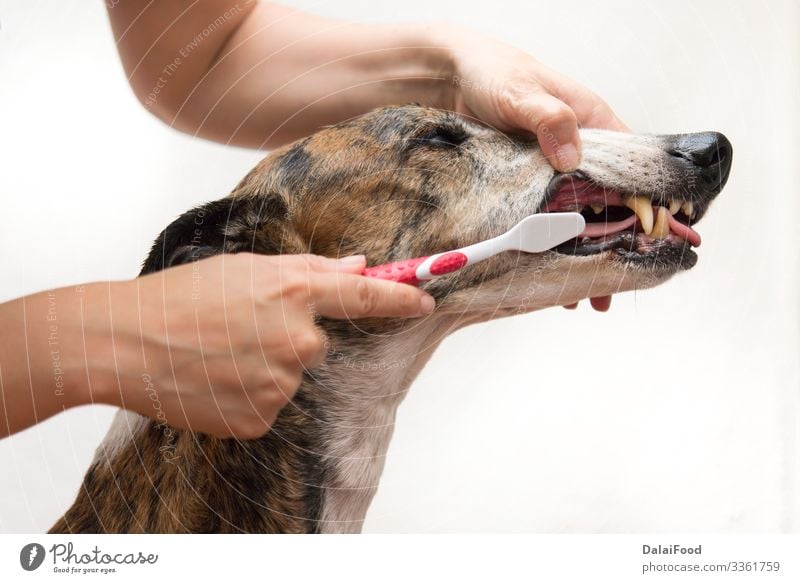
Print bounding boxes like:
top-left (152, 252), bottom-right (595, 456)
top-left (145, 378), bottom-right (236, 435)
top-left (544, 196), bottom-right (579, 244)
top-left (667, 132), bottom-right (733, 195)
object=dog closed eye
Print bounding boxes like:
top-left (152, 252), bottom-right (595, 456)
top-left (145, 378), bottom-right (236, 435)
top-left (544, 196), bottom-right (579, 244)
top-left (410, 123), bottom-right (469, 149)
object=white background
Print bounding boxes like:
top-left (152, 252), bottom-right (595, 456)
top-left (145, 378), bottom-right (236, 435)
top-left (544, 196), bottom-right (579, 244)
top-left (0, 0), bottom-right (797, 533)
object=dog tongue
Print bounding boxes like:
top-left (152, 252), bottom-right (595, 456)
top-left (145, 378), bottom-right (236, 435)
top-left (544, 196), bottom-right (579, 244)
top-left (579, 208), bottom-right (701, 246)
top-left (581, 214), bottom-right (637, 238)
top-left (666, 212), bottom-right (702, 246)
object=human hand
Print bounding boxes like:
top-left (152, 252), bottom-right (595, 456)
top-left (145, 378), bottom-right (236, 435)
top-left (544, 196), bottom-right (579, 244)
top-left (87, 253), bottom-right (434, 439)
top-left (442, 26), bottom-right (628, 171)
top-left (441, 27), bottom-right (627, 311)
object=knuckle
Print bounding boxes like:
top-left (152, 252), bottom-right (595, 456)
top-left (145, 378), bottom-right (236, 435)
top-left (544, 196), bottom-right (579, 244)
top-left (494, 79), bottom-right (577, 138)
top-left (273, 333), bottom-right (301, 362)
top-left (299, 254), bottom-right (326, 270)
top-left (251, 367), bottom-right (278, 390)
top-left (280, 272), bottom-right (310, 302)
top-left (205, 359), bottom-right (239, 384)
top-left (497, 75), bottom-right (536, 108)
top-left (246, 364), bottom-right (288, 393)
top-left (494, 76), bottom-right (542, 122)
top-left (355, 278), bottom-right (380, 316)
top-left (236, 417), bottom-right (272, 440)
top-left (538, 102), bottom-right (577, 131)
top-left (271, 368), bottom-right (303, 394)
top-left (253, 387), bottom-right (290, 412)
top-left (396, 287), bottom-right (416, 313)
top-left (290, 328), bottom-right (324, 363)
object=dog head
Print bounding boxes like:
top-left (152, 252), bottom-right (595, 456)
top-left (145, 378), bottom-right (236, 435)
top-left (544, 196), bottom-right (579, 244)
top-left (146, 105), bottom-right (731, 319)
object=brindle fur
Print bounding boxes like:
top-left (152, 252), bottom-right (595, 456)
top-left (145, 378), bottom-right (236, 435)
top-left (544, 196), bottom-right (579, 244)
top-left (50, 106), bottom-right (731, 533)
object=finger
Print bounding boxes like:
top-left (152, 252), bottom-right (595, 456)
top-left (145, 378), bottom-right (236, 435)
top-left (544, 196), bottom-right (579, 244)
top-left (563, 302), bottom-right (578, 310)
top-left (309, 272), bottom-right (435, 319)
top-left (547, 75), bottom-right (630, 132)
top-left (590, 295), bottom-right (612, 312)
top-left (274, 253), bottom-right (367, 275)
top-left (503, 91), bottom-right (581, 172)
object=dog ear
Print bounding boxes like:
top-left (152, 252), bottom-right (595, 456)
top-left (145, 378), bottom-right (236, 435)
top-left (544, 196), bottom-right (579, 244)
top-left (140, 195), bottom-right (292, 276)
top-left (164, 244), bottom-right (219, 268)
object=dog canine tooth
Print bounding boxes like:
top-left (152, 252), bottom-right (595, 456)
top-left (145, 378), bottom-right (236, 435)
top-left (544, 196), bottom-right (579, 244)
top-left (669, 200), bottom-right (681, 214)
top-left (651, 207), bottom-right (670, 239)
top-left (625, 196), bottom-right (654, 235)
top-left (591, 204), bottom-right (604, 214)
top-left (682, 201), bottom-right (694, 218)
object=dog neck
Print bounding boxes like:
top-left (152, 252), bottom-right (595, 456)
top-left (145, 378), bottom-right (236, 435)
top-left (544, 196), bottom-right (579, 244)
top-left (314, 314), bottom-right (464, 533)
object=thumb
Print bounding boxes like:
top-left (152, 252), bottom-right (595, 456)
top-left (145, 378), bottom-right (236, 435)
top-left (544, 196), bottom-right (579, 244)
top-left (504, 92), bottom-right (581, 173)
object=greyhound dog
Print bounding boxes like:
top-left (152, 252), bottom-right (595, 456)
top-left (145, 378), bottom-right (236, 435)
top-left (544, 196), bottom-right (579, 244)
top-left (51, 105), bottom-right (732, 533)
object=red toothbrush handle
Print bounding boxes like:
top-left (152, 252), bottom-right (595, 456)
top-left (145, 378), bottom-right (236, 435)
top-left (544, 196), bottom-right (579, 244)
top-left (362, 256), bottom-right (430, 286)
top-left (362, 252), bottom-right (469, 286)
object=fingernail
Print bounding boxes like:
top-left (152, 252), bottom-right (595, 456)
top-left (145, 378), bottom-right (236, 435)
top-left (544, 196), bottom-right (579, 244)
top-left (555, 143), bottom-right (580, 172)
top-left (337, 254), bottom-right (365, 266)
top-left (419, 294), bottom-right (436, 314)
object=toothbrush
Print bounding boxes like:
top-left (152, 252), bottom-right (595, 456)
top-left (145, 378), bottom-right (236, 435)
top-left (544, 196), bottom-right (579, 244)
top-left (362, 212), bottom-right (586, 286)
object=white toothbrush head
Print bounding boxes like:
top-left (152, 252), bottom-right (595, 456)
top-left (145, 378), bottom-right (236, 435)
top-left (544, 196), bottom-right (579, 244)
top-left (511, 212), bottom-right (586, 253)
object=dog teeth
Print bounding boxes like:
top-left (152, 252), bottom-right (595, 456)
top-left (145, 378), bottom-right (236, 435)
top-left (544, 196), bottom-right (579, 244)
top-left (625, 196), bottom-right (654, 235)
top-left (569, 196), bottom-right (694, 233)
top-left (651, 207), bottom-right (670, 239)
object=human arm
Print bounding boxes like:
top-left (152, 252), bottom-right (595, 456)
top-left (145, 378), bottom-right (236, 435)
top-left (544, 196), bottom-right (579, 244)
top-left (0, 253), bottom-right (433, 439)
top-left (108, 1), bottom-right (626, 171)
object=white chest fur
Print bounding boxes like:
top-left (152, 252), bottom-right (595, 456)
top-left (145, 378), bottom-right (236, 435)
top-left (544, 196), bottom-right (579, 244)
top-left (316, 319), bottom-right (445, 533)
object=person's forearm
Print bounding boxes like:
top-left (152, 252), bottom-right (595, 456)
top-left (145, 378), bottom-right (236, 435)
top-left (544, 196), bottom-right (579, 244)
top-left (109, 1), bottom-right (454, 148)
top-left (0, 284), bottom-right (114, 437)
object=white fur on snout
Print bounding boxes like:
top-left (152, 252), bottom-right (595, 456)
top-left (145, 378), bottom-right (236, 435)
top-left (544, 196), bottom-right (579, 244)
top-left (578, 129), bottom-right (677, 197)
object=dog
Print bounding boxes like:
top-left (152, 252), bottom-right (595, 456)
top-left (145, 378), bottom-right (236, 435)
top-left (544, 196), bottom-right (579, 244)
top-left (50, 105), bottom-right (732, 533)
